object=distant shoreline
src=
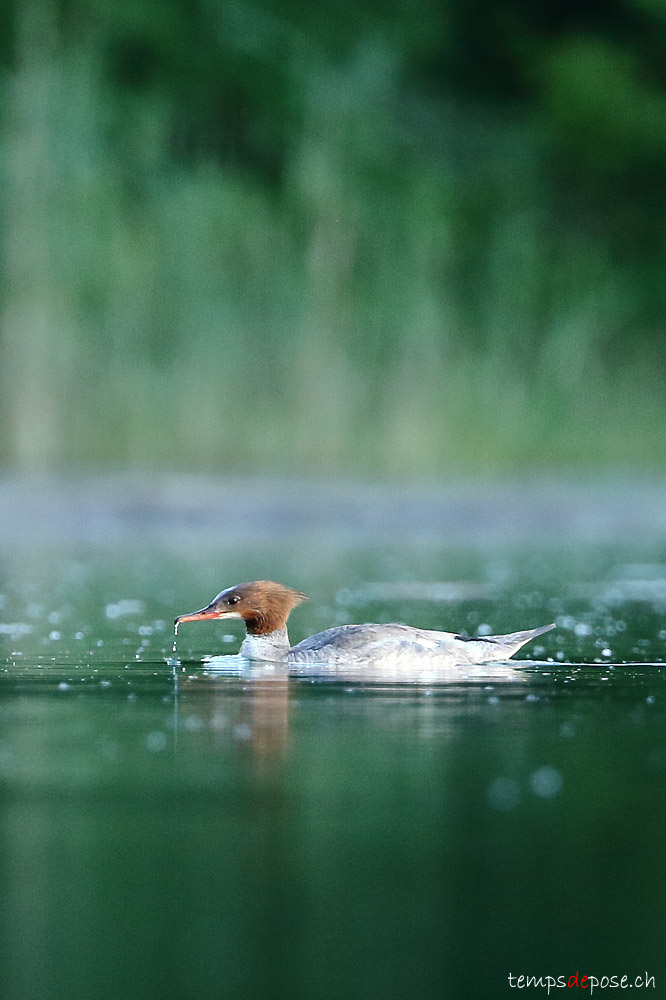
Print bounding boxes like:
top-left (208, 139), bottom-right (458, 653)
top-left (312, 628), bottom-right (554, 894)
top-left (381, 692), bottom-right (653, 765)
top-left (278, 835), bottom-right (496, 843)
top-left (1, 474), bottom-right (664, 546)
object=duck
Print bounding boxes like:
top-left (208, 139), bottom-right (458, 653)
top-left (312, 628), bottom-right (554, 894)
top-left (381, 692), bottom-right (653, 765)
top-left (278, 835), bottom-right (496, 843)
top-left (174, 580), bottom-right (555, 668)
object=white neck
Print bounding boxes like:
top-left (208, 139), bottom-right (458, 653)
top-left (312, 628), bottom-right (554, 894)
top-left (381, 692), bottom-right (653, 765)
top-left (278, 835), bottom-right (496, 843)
top-left (240, 627), bottom-right (290, 661)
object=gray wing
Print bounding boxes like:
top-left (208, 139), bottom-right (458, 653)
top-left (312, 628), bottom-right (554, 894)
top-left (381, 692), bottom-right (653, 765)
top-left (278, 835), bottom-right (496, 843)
top-left (289, 622), bottom-right (459, 659)
top-left (288, 621), bottom-right (554, 665)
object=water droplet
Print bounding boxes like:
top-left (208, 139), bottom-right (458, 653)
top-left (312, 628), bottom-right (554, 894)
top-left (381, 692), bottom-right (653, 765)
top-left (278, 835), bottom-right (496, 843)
top-left (146, 731), bottom-right (167, 752)
top-left (488, 777), bottom-right (520, 811)
top-left (530, 766), bottom-right (563, 798)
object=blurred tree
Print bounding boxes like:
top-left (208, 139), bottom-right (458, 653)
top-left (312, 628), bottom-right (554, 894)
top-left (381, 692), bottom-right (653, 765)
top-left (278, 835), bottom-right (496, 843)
top-left (0, 0), bottom-right (665, 471)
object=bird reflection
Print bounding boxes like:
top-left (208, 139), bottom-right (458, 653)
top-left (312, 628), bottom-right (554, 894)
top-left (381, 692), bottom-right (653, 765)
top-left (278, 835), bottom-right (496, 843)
top-left (174, 656), bottom-right (292, 767)
top-left (171, 652), bottom-right (534, 769)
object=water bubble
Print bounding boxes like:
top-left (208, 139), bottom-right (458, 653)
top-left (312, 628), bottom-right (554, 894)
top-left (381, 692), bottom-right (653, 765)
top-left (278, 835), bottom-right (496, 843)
top-left (530, 766), bottom-right (563, 798)
top-left (488, 777), bottom-right (521, 811)
top-left (146, 731), bottom-right (167, 752)
top-left (48, 631), bottom-right (61, 641)
top-left (234, 723), bottom-right (253, 741)
top-left (57, 682), bottom-right (70, 691)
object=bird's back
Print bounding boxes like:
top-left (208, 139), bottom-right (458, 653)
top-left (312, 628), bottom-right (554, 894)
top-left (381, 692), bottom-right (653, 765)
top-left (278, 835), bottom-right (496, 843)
top-left (288, 621), bottom-right (554, 667)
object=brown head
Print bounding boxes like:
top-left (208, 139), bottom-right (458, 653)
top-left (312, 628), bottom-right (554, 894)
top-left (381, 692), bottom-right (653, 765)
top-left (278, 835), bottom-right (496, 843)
top-left (175, 580), bottom-right (308, 635)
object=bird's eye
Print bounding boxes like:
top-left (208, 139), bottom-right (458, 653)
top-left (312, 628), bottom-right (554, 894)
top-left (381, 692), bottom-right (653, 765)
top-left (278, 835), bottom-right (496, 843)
top-left (226, 595), bottom-right (241, 606)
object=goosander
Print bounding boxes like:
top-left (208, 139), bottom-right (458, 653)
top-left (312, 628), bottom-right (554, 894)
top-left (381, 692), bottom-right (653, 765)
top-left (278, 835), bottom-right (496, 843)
top-left (175, 580), bottom-right (555, 668)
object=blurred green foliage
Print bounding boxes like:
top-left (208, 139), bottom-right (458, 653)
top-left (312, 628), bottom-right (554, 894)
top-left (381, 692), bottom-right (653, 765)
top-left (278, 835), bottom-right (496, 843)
top-left (0, 0), bottom-right (665, 474)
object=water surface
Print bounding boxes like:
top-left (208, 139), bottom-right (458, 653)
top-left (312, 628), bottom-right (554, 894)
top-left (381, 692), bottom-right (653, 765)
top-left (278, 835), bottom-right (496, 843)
top-left (1, 479), bottom-right (665, 999)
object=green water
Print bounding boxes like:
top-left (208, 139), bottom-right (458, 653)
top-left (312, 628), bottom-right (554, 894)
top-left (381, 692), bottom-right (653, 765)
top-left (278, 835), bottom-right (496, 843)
top-left (1, 520), bottom-right (666, 999)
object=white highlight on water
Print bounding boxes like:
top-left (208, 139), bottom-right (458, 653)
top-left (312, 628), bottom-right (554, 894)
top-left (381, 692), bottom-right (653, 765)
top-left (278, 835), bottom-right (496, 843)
top-left (488, 776), bottom-right (521, 811)
top-left (105, 599), bottom-right (146, 620)
top-left (530, 766), bottom-right (563, 798)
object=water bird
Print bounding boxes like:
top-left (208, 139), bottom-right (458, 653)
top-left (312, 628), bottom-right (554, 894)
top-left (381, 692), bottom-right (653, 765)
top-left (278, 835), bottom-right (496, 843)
top-left (175, 580), bottom-right (555, 668)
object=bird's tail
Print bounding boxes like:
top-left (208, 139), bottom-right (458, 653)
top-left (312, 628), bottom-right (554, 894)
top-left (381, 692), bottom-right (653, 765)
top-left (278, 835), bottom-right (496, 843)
top-left (452, 622), bottom-right (555, 664)
top-left (486, 622), bottom-right (556, 660)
